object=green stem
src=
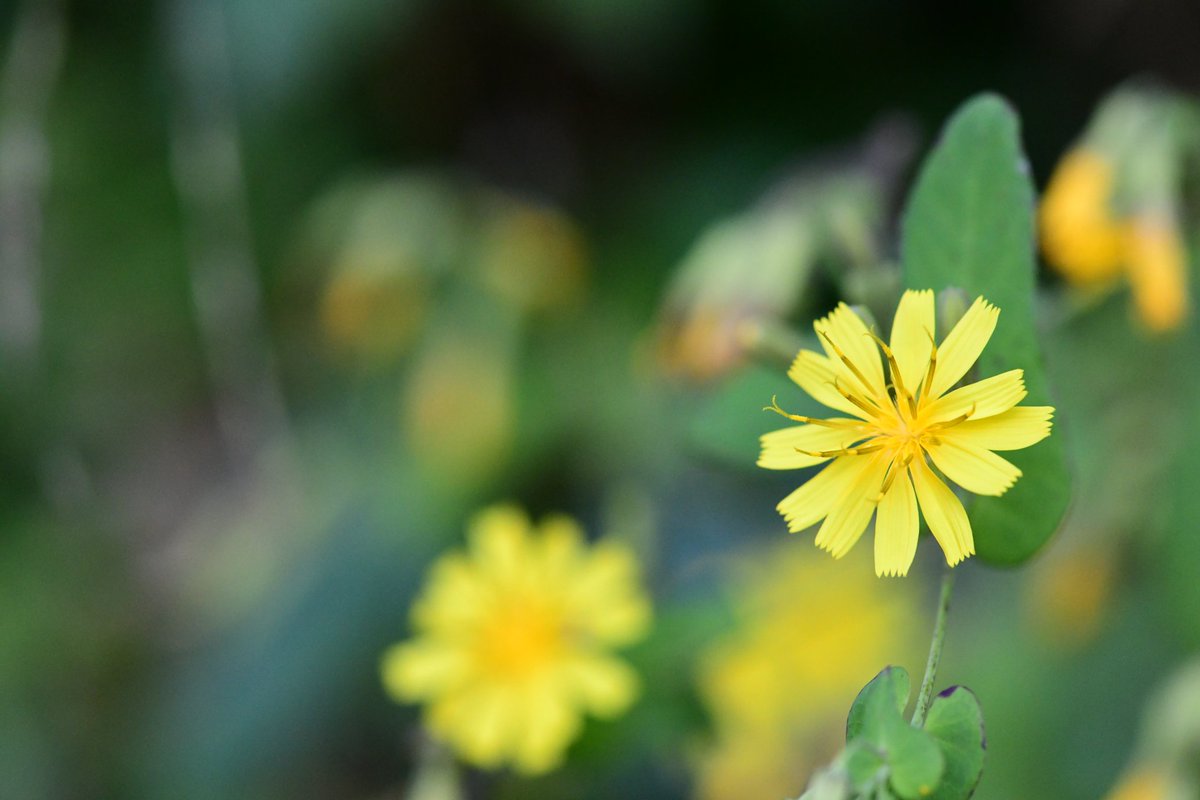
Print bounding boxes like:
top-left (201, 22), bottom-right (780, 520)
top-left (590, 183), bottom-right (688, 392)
top-left (911, 566), bottom-right (955, 728)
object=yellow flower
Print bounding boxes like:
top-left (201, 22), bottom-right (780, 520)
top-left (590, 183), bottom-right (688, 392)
top-left (695, 545), bottom-right (918, 800)
top-left (759, 290), bottom-right (1054, 576)
top-left (381, 506), bottom-right (651, 775)
top-left (1040, 148), bottom-right (1190, 332)
top-left (1039, 149), bottom-right (1127, 284)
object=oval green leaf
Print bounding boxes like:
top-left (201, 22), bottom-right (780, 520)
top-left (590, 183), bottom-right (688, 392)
top-left (900, 94), bottom-right (1071, 564)
top-left (922, 686), bottom-right (986, 800)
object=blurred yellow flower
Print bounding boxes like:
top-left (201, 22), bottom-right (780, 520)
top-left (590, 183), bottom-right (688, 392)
top-left (403, 328), bottom-right (516, 487)
top-left (1124, 213), bottom-right (1189, 333)
top-left (1027, 544), bottom-right (1116, 648)
top-left (320, 259), bottom-right (428, 360)
top-left (695, 545), bottom-right (917, 800)
top-left (1105, 768), bottom-right (1170, 800)
top-left (476, 200), bottom-right (588, 313)
top-left (760, 290), bottom-right (1054, 575)
top-left (381, 506), bottom-right (651, 775)
top-left (1039, 149), bottom-right (1127, 284)
top-left (1040, 148), bottom-right (1190, 332)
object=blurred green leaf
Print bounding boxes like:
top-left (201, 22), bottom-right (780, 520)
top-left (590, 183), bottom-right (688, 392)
top-left (923, 687), bottom-right (986, 800)
top-left (900, 93), bottom-right (1071, 565)
top-left (687, 360), bottom-right (823, 466)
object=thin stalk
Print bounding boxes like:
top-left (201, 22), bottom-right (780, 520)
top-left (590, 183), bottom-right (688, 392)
top-left (911, 566), bottom-right (955, 728)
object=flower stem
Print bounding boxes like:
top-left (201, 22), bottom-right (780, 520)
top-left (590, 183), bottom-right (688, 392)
top-left (911, 566), bottom-right (955, 728)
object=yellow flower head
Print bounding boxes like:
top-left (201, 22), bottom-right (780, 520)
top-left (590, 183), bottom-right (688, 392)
top-left (1041, 148), bottom-right (1190, 332)
top-left (1039, 149), bottom-right (1127, 284)
top-left (759, 290), bottom-right (1054, 576)
top-left (381, 505), bottom-right (651, 775)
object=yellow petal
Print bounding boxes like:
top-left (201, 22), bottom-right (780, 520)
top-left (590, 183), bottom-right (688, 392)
top-left (567, 543), bottom-right (651, 645)
top-left (451, 686), bottom-right (519, 768)
top-left (814, 303), bottom-right (887, 400)
top-left (511, 681), bottom-right (581, 775)
top-left (562, 654), bottom-right (640, 717)
top-left (909, 459), bottom-right (974, 566)
top-left (534, 514), bottom-right (585, 586)
top-left (813, 454), bottom-right (890, 559)
top-left (924, 369), bottom-right (1026, 423)
top-left (925, 439), bottom-right (1021, 496)
top-left (874, 470), bottom-right (918, 577)
top-left (950, 406), bottom-right (1053, 450)
top-left (380, 640), bottom-right (469, 700)
top-left (412, 555), bottom-right (492, 631)
top-left (927, 297), bottom-right (1000, 398)
top-left (469, 505), bottom-right (532, 586)
top-left (776, 455), bottom-right (876, 533)
top-left (757, 421), bottom-right (867, 470)
top-left (890, 289), bottom-right (935, 393)
top-left (788, 350), bottom-right (868, 418)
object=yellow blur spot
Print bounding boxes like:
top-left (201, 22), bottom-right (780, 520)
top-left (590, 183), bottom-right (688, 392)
top-left (694, 545), bottom-right (918, 800)
top-left (1041, 148), bottom-right (1190, 332)
top-left (477, 202), bottom-right (587, 313)
top-left (1040, 149), bottom-right (1127, 284)
top-left (1124, 214), bottom-right (1189, 333)
top-left (1028, 547), bottom-right (1115, 648)
top-left (320, 260), bottom-right (427, 361)
top-left (1104, 767), bottom-right (1170, 800)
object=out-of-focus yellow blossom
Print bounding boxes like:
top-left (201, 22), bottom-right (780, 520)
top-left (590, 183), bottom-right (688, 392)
top-left (308, 174), bottom-right (467, 362)
top-left (695, 545), bottom-right (916, 800)
top-left (1104, 768), bottom-right (1171, 800)
top-left (476, 200), bottom-right (587, 313)
top-left (1105, 660), bottom-right (1200, 800)
top-left (1124, 213), bottom-right (1189, 332)
top-left (759, 290), bottom-right (1054, 575)
top-left (1039, 149), bottom-right (1127, 284)
top-left (1027, 545), bottom-right (1116, 648)
top-left (320, 256), bottom-right (428, 360)
top-left (381, 506), bottom-right (651, 775)
top-left (1040, 148), bottom-right (1190, 332)
top-left (402, 329), bottom-right (516, 486)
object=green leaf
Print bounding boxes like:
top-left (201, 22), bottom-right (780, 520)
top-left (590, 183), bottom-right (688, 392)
top-left (687, 360), bottom-right (824, 467)
top-left (843, 739), bottom-right (887, 791)
top-left (923, 687), bottom-right (986, 800)
top-left (882, 715), bottom-right (945, 799)
top-left (845, 667), bottom-right (944, 799)
top-left (900, 93), bottom-right (1071, 565)
top-left (847, 666), bottom-right (911, 741)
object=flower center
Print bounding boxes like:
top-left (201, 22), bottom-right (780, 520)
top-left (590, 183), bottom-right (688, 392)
top-left (476, 599), bottom-right (565, 677)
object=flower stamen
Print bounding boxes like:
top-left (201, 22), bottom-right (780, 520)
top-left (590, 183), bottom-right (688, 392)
top-left (796, 443), bottom-right (884, 458)
top-left (763, 396), bottom-right (862, 428)
top-left (866, 331), bottom-right (918, 417)
top-left (832, 378), bottom-right (888, 417)
top-left (818, 328), bottom-right (878, 398)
